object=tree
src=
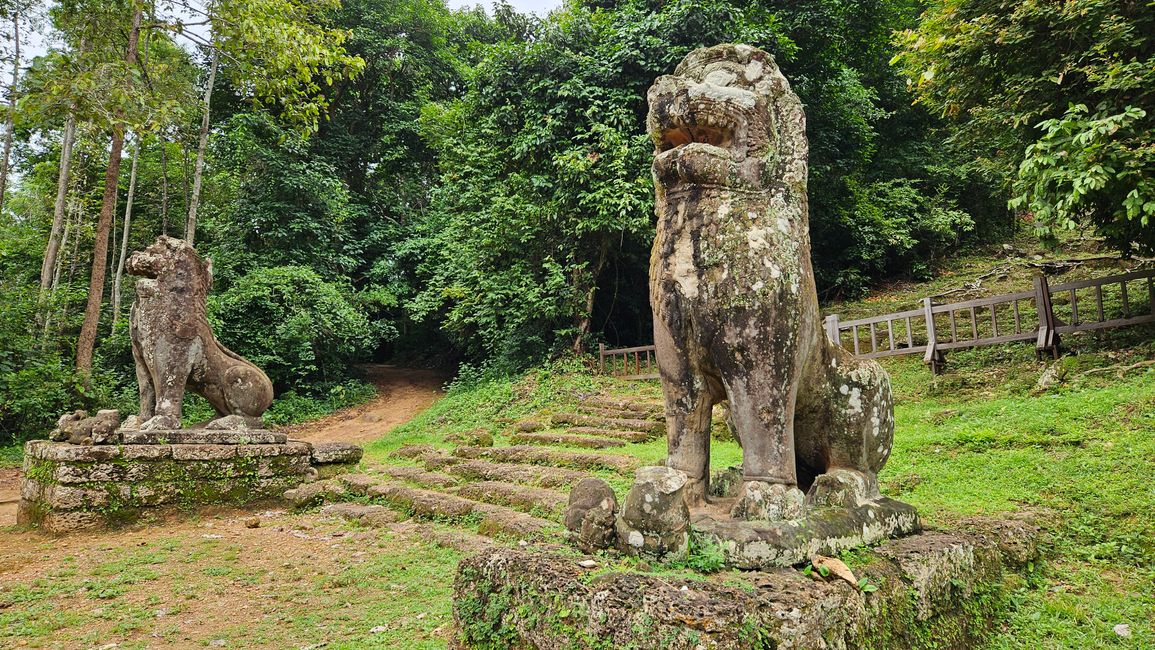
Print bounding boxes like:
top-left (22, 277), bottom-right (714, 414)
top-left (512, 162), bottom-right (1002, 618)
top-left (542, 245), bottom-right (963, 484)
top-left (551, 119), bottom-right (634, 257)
top-left (894, 0), bottom-right (1155, 251)
top-left (177, 0), bottom-right (365, 243)
top-left (408, 0), bottom-right (987, 367)
top-left (0, 0), bottom-right (24, 208)
top-left (74, 1), bottom-right (142, 373)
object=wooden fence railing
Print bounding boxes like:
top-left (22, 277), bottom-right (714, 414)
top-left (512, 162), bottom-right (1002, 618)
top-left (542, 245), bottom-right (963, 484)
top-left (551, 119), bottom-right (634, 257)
top-left (598, 269), bottom-right (1155, 378)
top-left (597, 343), bottom-right (659, 380)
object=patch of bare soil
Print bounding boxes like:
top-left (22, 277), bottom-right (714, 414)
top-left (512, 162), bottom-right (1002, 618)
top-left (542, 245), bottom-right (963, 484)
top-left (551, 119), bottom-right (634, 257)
top-left (0, 468), bottom-right (19, 528)
top-left (0, 508), bottom-right (464, 648)
top-left (285, 365), bottom-right (448, 445)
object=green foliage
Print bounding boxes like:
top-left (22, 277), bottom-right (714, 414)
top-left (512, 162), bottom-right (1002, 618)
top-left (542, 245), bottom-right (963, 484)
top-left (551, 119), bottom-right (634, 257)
top-left (667, 532), bottom-right (727, 574)
top-left (407, 0), bottom-right (990, 361)
top-left (263, 380), bottom-right (377, 425)
top-left (1011, 104), bottom-right (1155, 251)
top-left (203, 112), bottom-right (364, 281)
top-left (209, 265), bottom-right (386, 391)
top-left (895, 0), bottom-right (1155, 253)
top-left (210, 0), bottom-right (366, 133)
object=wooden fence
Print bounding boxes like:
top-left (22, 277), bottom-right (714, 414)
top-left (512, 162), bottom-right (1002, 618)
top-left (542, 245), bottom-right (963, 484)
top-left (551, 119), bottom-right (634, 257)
top-left (598, 269), bottom-right (1155, 378)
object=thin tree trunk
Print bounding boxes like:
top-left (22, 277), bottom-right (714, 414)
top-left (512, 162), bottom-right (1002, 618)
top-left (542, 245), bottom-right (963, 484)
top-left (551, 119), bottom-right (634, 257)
top-left (76, 5), bottom-right (142, 373)
top-left (39, 37), bottom-right (88, 293)
top-left (0, 7), bottom-right (19, 209)
top-left (42, 197), bottom-right (77, 341)
top-left (112, 141), bottom-right (139, 326)
top-left (159, 135), bottom-right (169, 234)
top-left (182, 142), bottom-right (190, 225)
top-left (39, 111), bottom-right (77, 292)
top-left (185, 48), bottom-right (217, 245)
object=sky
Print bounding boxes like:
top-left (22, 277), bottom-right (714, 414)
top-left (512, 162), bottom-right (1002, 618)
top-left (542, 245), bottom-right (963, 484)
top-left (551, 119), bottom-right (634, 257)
top-left (446, 0), bottom-right (562, 16)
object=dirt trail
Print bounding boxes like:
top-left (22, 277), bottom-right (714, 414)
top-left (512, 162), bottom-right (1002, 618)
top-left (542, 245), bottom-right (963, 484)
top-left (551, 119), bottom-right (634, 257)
top-left (284, 364), bottom-right (448, 445)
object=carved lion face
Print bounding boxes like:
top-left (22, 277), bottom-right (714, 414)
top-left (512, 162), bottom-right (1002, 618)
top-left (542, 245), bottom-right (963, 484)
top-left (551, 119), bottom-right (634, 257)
top-left (126, 236), bottom-right (213, 292)
top-left (648, 44), bottom-right (797, 192)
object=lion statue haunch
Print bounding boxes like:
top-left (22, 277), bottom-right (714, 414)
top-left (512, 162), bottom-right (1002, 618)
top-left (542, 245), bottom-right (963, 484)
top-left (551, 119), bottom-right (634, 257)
top-left (648, 44), bottom-right (895, 520)
top-left (126, 236), bottom-right (273, 431)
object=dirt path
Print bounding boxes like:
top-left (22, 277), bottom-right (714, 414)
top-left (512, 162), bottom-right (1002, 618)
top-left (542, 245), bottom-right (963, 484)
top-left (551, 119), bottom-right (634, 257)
top-left (284, 364), bottom-right (448, 445)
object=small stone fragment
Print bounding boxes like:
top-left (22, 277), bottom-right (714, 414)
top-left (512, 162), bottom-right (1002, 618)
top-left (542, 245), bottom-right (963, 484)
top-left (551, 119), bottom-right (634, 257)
top-left (244, 517), bottom-right (261, 529)
top-left (577, 559), bottom-right (598, 569)
top-left (1114, 624), bottom-right (1131, 639)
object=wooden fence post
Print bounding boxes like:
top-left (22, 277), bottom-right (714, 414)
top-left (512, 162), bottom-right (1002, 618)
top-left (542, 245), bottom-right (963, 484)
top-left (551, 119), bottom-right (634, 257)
top-left (922, 297), bottom-right (945, 374)
top-left (1033, 275), bottom-right (1060, 360)
top-left (824, 314), bottom-right (840, 345)
top-left (598, 343), bottom-right (606, 374)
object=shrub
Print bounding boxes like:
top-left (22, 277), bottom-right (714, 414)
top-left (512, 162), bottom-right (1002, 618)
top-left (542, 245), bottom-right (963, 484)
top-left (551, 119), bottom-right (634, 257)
top-left (210, 266), bottom-right (384, 391)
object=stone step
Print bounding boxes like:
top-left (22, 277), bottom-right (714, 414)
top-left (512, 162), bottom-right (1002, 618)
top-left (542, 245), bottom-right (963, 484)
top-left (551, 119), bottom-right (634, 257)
top-left (441, 459), bottom-right (590, 489)
top-left (452, 480), bottom-right (568, 517)
top-left (452, 445), bottom-right (640, 473)
top-left (551, 413), bottom-right (663, 434)
top-left (566, 426), bottom-right (655, 443)
top-left (321, 505), bottom-right (496, 552)
top-left (509, 432), bottom-right (626, 449)
top-left (365, 481), bottom-right (559, 540)
top-left (378, 465), bottom-right (461, 489)
top-left (580, 397), bottom-right (662, 414)
top-left (391, 444), bottom-right (447, 460)
top-left (575, 405), bottom-right (660, 420)
top-left (320, 502), bottom-right (405, 527)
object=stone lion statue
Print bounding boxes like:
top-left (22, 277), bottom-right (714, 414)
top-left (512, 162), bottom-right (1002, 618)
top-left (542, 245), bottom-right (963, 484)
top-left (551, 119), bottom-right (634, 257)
top-left (126, 236), bottom-right (274, 431)
top-left (647, 44), bottom-right (894, 520)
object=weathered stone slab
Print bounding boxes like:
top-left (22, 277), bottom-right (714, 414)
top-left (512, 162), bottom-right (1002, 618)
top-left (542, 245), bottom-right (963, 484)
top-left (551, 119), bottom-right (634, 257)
top-left (453, 518), bottom-right (1038, 649)
top-left (310, 441), bottom-right (363, 465)
top-left (170, 444), bottom-right (238, 461)
top-left (692, 497), bottom-right (921, 569)
top-left (17, 440), bottom-right (309, 533)
top-left (119, 429), bottom-right (287, 445)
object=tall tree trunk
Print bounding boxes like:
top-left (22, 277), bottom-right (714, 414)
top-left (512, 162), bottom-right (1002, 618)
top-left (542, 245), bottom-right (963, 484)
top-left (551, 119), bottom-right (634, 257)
top-left (40, 38), bottom-right (87, 294)
top-left (112, 141), bottom-right (139, 326)
top-left (76, 5), bottom-right (142, 373)
top-left (0, 7), bottom-right (19, 209)
top-left (159, 135), bottom-right (169, 234)
top-left (42, 196), bottom-right (77, 341)
top-left (39, 111), bottom-right (77, 292)
top-left (185, 48), bottom-right (217, 245)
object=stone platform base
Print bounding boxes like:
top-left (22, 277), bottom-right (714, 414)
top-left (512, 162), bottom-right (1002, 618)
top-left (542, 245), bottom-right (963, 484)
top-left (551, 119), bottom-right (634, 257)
top-left (453, 517), bottom-right (1038, 650)
top-left (120, 429), bottom-right (288, 445)
top-left (17, 439), bottom-right (312, 533)
top-left (691, 497), bottom-right (921, 569)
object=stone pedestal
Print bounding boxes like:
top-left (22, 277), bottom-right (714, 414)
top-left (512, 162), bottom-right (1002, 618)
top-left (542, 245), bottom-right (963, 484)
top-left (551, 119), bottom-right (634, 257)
top-left (17, 434), bottom-right (312, 533)
top-left (453, 517), bottom-right (1039, 650)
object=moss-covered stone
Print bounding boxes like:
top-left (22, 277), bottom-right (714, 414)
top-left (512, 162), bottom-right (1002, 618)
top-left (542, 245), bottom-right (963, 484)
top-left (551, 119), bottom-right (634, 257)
top-left (452, 517), bottom-right (1039, 649)
top-left (16, 440), bottom-right (310, 533)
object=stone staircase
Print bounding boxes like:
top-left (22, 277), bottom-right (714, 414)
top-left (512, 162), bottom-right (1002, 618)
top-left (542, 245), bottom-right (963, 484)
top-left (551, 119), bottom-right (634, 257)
top-left (288, 394), bottom-right (666, 545)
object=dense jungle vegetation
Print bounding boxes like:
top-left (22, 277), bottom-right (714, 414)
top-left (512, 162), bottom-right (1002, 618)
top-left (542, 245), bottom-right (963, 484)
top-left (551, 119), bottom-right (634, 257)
top-left (0, 0), bottom-right (1151, 441)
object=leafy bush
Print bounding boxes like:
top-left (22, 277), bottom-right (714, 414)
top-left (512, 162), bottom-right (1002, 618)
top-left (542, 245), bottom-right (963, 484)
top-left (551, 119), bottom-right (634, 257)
top-left (263, 380), bottom-right (377, 426)
top-left (210, 265), bottom-right (386, 391)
